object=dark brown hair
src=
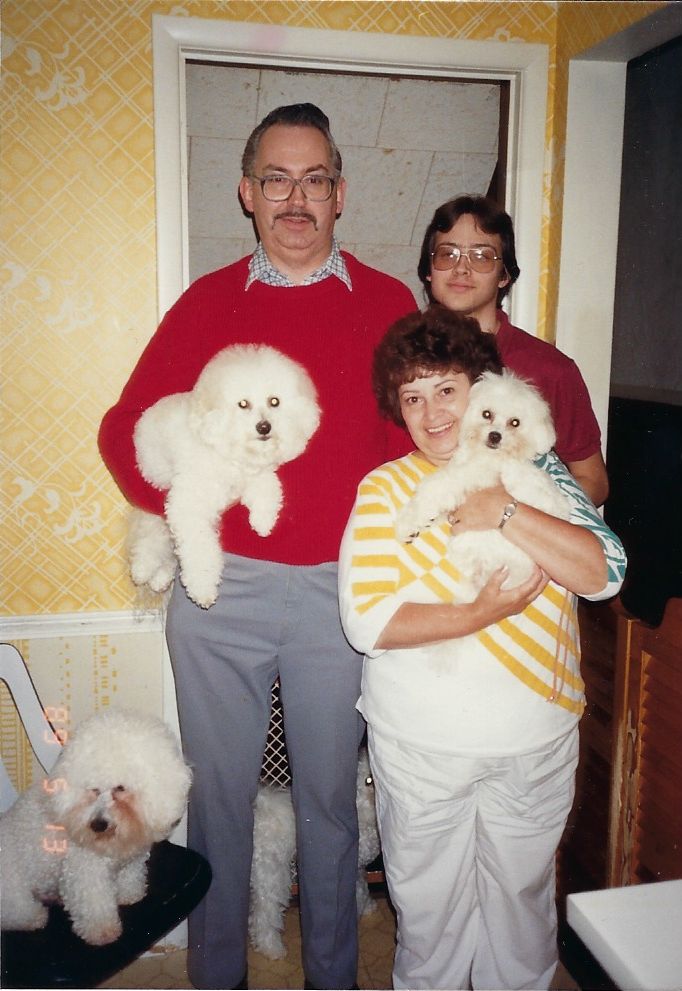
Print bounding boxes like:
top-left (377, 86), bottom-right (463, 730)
top-left (417, 195), bottom-right (520, 307)
top-left (373, 305), bottom-right (503, 427)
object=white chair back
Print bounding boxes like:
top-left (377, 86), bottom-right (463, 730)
top-left (0, 643), bottom-right (63, 813)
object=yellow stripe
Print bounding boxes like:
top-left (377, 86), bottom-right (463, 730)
top-left (440, 557), bottom-right (465, 583)
top-left (422, 571), bottom-right (453, 602)
top-left (542, 583), bottom-right (569, 610)
top-left (356, 501), bottom-right (391, 516)
top-left (495, 619), bottom-right (584, 695)
top-left (397, 459), bottom-right (422, 484)
top-left (396, 559), bottom-right (419, 590)
top-left (421, 527), bottom-right (449, 555)
top-left (383, 463), bottom-right (414, 499)
top-left (478, 631), bottom-right (585, 714)
top-left (355, 526), bottom-right (394, 541)
top-left (358, 481), bottom-right (384, 496)
top-left (352, 580), bottom-right (395, 596)
top-left (352, 554), bottom-right (398, 569)
top-left (356, 595), bottom-right (386, 616)
top-left (403, 543), bottom-right (436, 572)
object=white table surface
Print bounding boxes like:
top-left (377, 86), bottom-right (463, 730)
top-left (567, 879), bottom-right (682, 991)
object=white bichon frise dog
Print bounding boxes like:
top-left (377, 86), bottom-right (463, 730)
top-left (396, 370), bottom-right (571, 594)
top-left (0, 708), bottom-right (191, 946)
top-left (248, 750), bottom-right (380, 960)
top-left (127, 344), bottom-right (321, 609)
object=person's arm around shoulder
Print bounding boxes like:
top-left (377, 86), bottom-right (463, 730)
top-left (566, 450), bottom-right (609, 507)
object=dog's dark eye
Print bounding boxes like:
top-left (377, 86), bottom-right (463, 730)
top-left (113, 785), bottom-right (126, 794)
top-left (238, 399), bottom-right (251, 410)
top-left (482, 409), bottom-right (493, 420)
top-left (268, 396), bottom-right (280, 408)
top-left (509, 418), bottom-right (520, 428)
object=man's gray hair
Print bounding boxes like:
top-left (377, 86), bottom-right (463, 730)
top-left (241, 103), bottom-right (343, 177)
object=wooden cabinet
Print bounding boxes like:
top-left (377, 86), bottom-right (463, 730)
top-left (558, 600), bottom-right (619, 901)
top-left (558, 597), bottom-right (682, 986)
top-left (608, 597), bottom-right (682, 886)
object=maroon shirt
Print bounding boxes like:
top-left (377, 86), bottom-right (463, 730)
top-left (496, 310), bottom-right (602, 463)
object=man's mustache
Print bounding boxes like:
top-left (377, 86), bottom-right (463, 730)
top-left (273, 210), bottom-right (318, 229)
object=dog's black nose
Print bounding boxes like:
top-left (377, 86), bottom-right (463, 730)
top-left (90, 817), bottom-right (109, 833)
top-left (487, 431), bottom-right (502, 448)
top-left (256, 420), bottom-right (271, 436)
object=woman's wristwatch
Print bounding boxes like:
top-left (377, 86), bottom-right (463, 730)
top-left (498, 500), bottom-right (518, 529)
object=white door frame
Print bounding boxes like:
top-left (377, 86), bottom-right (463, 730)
top-left (556, 5), bottom-right (682, 447)
top-left (151, 14), bottom-right (549, 336)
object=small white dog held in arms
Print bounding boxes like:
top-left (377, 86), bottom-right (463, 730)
top-left (0, 708), bottom-right (191, 946)
top-left (248, 749), bottom-right (380, 960)
top-left (128, 344), bottom-right (321, 609)
top-left (396, 370), bottom-right (571, 594)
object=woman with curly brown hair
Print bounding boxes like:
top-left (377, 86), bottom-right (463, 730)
top-left (338, 305), bottom-right (626, 990)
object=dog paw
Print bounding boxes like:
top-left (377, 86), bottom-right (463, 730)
top-left (4, 902), bottom-right (49, 931)
top-left (180, 572), bottom-right (219, 609)
top-left (75, 917), bottom-right (122, 946)
top-left (394, 509), bottom-right (420, 543)
top-left (117, 882), bottom-right (147, 906)
top-left (148, 562), bottom-right (177, 593)
top-left (248, 506), bottom-right (279, 537)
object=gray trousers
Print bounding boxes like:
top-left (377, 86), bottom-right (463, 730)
top-left (166, 554), bottom-right (365, 989)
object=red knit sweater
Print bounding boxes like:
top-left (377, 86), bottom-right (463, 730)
top-left (98, 253), bottom-right (416, 565)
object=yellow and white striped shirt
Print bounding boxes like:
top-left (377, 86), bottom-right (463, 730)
top-left (339, 451), bottom-right (626, 756)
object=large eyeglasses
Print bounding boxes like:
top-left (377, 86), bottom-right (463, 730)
top-left (431, 244), bottom-right (502, 274)
top-left (251, 173), bottom-right (337, 202)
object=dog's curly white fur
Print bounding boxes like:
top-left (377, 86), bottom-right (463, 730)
top-left (396, 370), bottom-right (571, 594)
top-left (248, 750), bottom-right (380, 960)
top-left (128, 344), bottom-right (321, 608)
top-left (0, 708), bottom-right (191, 946)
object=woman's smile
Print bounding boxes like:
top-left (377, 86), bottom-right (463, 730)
top-left (398, 371), bottom-right (472, 467)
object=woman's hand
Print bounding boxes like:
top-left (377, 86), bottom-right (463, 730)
top-left (450, 484), bottom-right (607, 595)
top-left (373, 564), bottom-right (548, 650)
top-left (449, 484), bottom-right (509, 532)
top-left (470, 565), bottom-right (549, 628)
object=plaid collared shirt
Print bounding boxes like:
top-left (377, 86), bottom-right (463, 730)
top-left (245, 237), bottom-right (352, 291)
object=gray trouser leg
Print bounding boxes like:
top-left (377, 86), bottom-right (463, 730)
top-left (278, 562), bottom-right (365, 989)
top-left (166, 554), bottom-right (363, 990)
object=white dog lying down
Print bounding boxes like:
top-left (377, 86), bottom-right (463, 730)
top-left (396, 370), bottom-right (571, 594)
top-left (0, 709), bottom-right (191, 946)
top-left (248, 750), bottom-right (380, 960)
top-left (128, 344), bottom-right (321, 608)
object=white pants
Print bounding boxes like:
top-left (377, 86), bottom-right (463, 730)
top-left (368, 727), bottom-right (579, 991)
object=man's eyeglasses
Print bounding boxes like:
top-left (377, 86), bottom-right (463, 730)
top-left (250, 173), bottom-right (337, 202)
top-left (431, 244), bottom-right (502, 274)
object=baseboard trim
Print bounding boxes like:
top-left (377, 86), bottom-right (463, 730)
top-left (0, 610), bottom-right (165, 640)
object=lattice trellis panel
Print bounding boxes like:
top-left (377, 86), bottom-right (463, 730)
top-left (259, 679), bottom-right (291, 788)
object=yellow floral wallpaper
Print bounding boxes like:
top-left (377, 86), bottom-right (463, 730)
top-left (2, 0), bottom-right (665, 619)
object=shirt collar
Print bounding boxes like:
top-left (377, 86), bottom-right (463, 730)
top-left (245, 237), bottom-right (352, 291)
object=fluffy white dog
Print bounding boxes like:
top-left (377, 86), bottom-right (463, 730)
top-left (248, 750), bottom-right (380, 960)
top-left (0, 708), bottom-right (191, 946)
top-left (396, 370), bottom-right (571, 594)
top-left (128, 344), bottom-right (321, 608)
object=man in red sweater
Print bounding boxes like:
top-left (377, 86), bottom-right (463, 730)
top-left (417, 195), bottom-right (609, 507)
top-left (98, 104), bottom-right (415, 990)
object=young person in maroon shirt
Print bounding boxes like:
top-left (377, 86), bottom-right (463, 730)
top-left (417, 195), bottom-right (609, 507)
top-left (99, 104), bottom-right (416, 990)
